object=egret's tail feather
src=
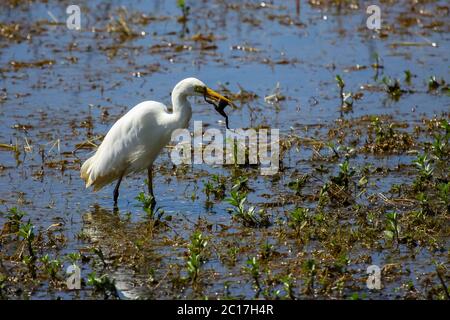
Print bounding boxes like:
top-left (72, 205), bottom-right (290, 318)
top-left (80, 155), bottom-right (96, 188)
top-left (80, 155), bottom-right (122, 192)
top-left (90, 173), bottom-right (119, 192)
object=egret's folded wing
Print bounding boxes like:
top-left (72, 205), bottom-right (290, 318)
top-left (80, 101), bottom-right (167, 191)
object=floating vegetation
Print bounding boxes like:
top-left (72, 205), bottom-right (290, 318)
top-left (264, 83), bottom-right (286, 111)
top-left (106, 9), bottom-right (140, 42)
top-left (363, 117), bottom-right (414, 154)
top-left (8, 59), bottom-right (55, 71)
top-left (382, 76), bottom-right (404, 101)
top-left (231, 45), bottom-right (260, 53)
top-left (0, 22), bottom-right (25, 42)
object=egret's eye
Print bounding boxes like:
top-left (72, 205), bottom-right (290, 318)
top-left (194, 85), bottom-right (206, 94)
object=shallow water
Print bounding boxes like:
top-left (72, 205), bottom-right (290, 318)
top-left (0, 0), bottom-right (449, 299)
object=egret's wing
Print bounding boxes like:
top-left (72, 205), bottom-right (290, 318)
top-left (81, 101), bottom-right (167, 190)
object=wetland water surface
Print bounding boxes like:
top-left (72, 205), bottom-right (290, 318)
top-left (0, 0), bottom-right (449, 299)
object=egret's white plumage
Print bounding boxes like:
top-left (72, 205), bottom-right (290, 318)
top-left (80, 77), bottom-right (231, 205)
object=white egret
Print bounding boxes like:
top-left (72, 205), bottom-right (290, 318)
top-left (80, 77), bottom-right (232, 207)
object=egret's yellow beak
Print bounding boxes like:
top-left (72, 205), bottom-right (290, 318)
top-left (205, 88), bottom-right (233, 105)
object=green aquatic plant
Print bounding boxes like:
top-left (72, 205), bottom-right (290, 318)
top-left (186, 231), bottom-right (208, 282)
top-left (91, 247), bottom-right (107, 269)
top-left (0, 273), bottom-right (6, 299)
top-left (384, 211), bottom-right (400, 246)
top-left (336, 74), bottom-right (345, 101)
top-left (335, 75), bottom-right (353, 111)
top-left (177, 0), bottom-right (190, 23)
top-left (204, 174), bottom-right (226, 201)
top-left (404, 70), bottom-right (413, 84)
top-left (5, 206), bottom-right (25, 223)
top-left (318, 183), bottom-right (330, 207)
top-left (135, 191), bottom-right (154, 208)
top-left (87, 272), bottom-right (119, 299)
top-left (325, 142), bottom-right (339, 159)
top-left (382, 76), bottom-right (403, 100)
top-left (434, 262), bottom-right (450, 300)
top-left (0, 207), bottom-right (25, 235)
top-left (439, 119), bottom-right (450, 135)
top-left (333, 253), bottom-right (350, 274)
top-left (19, 221), bottom-right (36, 278)
top-left (135, 192), bottom-right (164, 220)
top-left (315, 164), bottom-right (329, 174)
top-left (415, 192), bottom-right (433, 219)
top-left (431, 134), bottom-right (447, 160)
top-left (188, 231), bottom-right (208, 256)
top-left (226, 246), bottom-right (239, 266)
top-left (287, 175), bottom-right (309, 195)
top-left (186, 253), bottom-right (201, 282)
top-left (232, 176), bottom-right (250, 192)
top-left (373, 117), bottom-right (393, 143)
top-left (349, 292), bottom-right (367, 300)
top-left (288, 207), bottom-right (309, 233)
top-left (431, 120), bottom-right (449, 161)
top-left (437, 182), bottom-right (450, 213)
top-left (225, 190), bottom-right (270, 227)
top-left (302, 259), bottom-right (316, 295)
top-left (260, 242), bottom-right (274, 260)
top-left (358, 174), bottom-right (368, 188)
top-left (66, 252), bottom-right (81, 265)
top-left (279, 274), bottom-right (296, 300)
top-left (76, 230), bottom-right (89, 241)
top-left (244, 257), bottom-right (261, 292)
top-left (40, 255), bottom-right (62, 281)
top-left (335, 74), bottom-right (344, 90)
top-left (331, 159), bottom-right (355, 189)
top-left (364, 117), bottom-right (414, 153)
top-left (428, 76), bottom-right (441, 91)
top-left (412, 154), bottom-right (433, 191)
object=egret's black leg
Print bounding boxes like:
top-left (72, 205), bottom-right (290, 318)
top-left (113, 175), bottom-right (123, 208)
top-left (147, 165), bottom-right (156, 209)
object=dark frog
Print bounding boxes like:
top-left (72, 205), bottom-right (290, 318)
top-left (203, 91), bottom-right (232, 129)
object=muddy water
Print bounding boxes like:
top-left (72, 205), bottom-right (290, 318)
top-left (0, 1), bottom-right (449, 299)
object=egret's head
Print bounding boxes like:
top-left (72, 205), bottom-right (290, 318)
top-left (175, 77), bottom-right (233, 105)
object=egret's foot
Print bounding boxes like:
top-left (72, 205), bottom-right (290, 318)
top-left (113, 202), bottom-right (119, 213)
top-left (149, 196), bottom-right (156, 212)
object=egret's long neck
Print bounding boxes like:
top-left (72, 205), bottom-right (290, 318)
top-left (170, 89), bottom-right (192, 130)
